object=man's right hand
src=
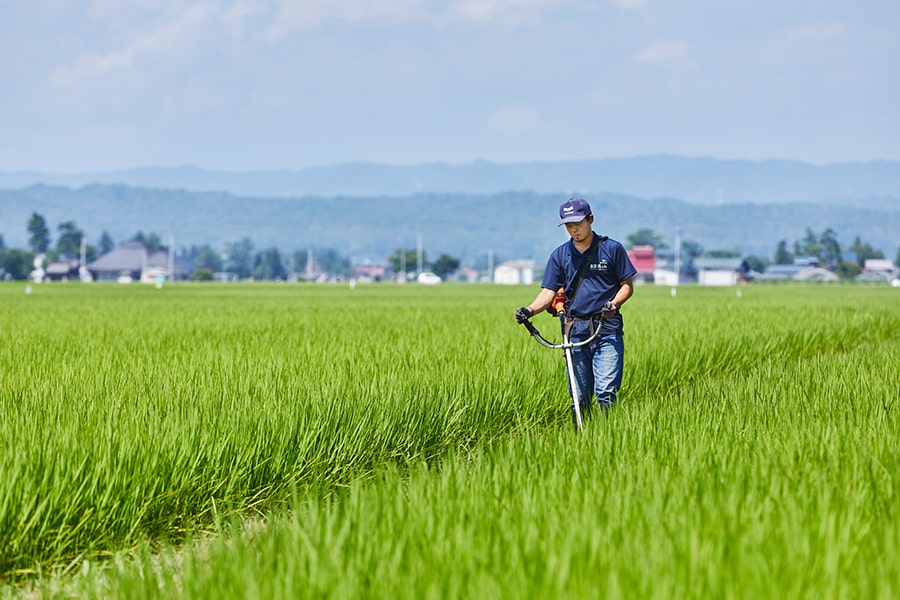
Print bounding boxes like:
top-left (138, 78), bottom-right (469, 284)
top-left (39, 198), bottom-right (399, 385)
top-left (514, 306), bottom-right (533, 324)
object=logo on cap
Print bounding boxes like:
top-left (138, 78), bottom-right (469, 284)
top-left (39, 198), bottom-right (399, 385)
top-left (558, 197), bottom-right (592, 225)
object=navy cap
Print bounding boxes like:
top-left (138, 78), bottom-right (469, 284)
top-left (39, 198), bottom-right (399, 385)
top-left (558, 197), bottom-right (592, 226)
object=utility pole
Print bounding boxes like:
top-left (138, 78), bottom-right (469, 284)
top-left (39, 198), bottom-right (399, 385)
top-left (399, 243), bottom-right (406, 283)
top-left (416, 222), bottom-right (423, 275)
top-left (674, 224), bottom-right (682, 285)
top-left (168, 231), bottom-right (175, 281)
top-left (488, 248), bottom-right (494, 284)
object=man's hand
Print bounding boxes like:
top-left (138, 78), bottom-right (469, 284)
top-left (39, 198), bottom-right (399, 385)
top-left (601, 301), bottom-right (618, 319)
top-left (515, 306), bottom-right (534, 324)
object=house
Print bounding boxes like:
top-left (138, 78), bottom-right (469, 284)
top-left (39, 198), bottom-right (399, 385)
top-left (456, 267), bottom-right (480, 283)
top-left (494, 260), bottom-right (535, 285)
top-left (792, 255), bottom-right (820, 268)
top-left (627, 246), bottom-right (655, 283)
top-left (44, 258), bottom-right (81, 281)
top-left (760, 255), bottom-right (832, 281)
top-left (794, 267), bottom-right (839, 282)
top-left (694, 257), bottom-right (745, 286)
top-left (353, 264), bottom-right (388, 281)
top-left (863, 258), bottom-right (899, 281)
top-left (87, 242), bottom-right (191, 282)
top-left (653, 250), bottom-right (697, 285)
top-left (759, 264), bottom-right (806, 280)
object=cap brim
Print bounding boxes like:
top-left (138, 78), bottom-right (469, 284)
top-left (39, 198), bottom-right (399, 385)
top-left (558, 215), bottom-right (589, 226)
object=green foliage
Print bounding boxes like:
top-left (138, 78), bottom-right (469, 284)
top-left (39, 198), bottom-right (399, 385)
top-left (849, 236), bottom-right (885, 267)
top-left (818, 227), bottom-right (840, 265)
top-left (98, 231), bottom-right (115, 255)
top-left (743, 254), bottom-right (769, 273)
top-left (0, 249), bottom-right (34, 279)
top-left (833, 260), bottom-right (862, 279)
top-left (27, 212), bottom-right (50, 253)
top-left (626, 228), bottom-right (667, 249)
top-left (701, 249), bottom-right (740, 258)
top-left (774, 239), bottom-right (792, 264)
top-left (190, 268), bottom-right (214, 281)
top-left (224, 237), bottom-right (254, 279)
top-left (191, 245), bottom-right (223, 272)
top-left (430, 253), bottom-right (460, 279)
top-left (294, 248), bottom-right (352, 277)
top-left (780, 230), bottom-right (890, 272)
top-left (387, 248), bottom-right (423, 274)
top-left (253, 247), bottom-right (287, 280)
top-left (680, 239), bottom-right (703, 258)
top-left (2, 284), bottom-right (899, 596)
top-left (131, 231), bottom-right (164, 253)
top-left (797, 227), bottom-right (821, 258)
top-left (55, 221), bottom-right (84, 259)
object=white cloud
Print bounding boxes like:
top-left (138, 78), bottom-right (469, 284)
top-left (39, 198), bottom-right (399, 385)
top-left (607, 0), bottom-right (644, 8)
top-left (222, 0), bottom-right (266, 31)
top-left (487, 104), bottom-right (539, 135)
top-left (50, 4), bottom-right (214, 87)
top-left (787, 23), bottom-right (854, 42)
top-left (452, 0), bottom-right (564, 22)
top-left (265, 0), bottom-right (424, 41)
top-left (634, 40), bottom-right (689, 62)
top-left (262, 0), bottom-right (580, 36)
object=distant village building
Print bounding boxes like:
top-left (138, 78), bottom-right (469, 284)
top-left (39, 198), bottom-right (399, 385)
top-left (352, 264), bottom-right (388, 282)
top-left (694, 257), bottom-right (745, 286)
top-left (862, 258), bottom-right (899, 281)
top-left (759, 264), bottom-right (806, 280)
top-left (794, 268), bottom-right (839, 282)
top-left (44, 258), bottom-right (81, 281)
top-left (494, 260), bottom-right (535, 285)
top-left (626, 246), bottom-right (655, 284)
top-left (760, 257), bottom-right (824, 281)
top-left (653, 249), bottom-right (698, 285)
top-left (457, 267), bottom-right (480, 283)
top-left (87, 242), bottom-right (191, 282)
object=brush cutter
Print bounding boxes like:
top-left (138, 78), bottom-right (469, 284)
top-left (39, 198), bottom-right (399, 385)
top-left (519, 288), bottom-right (604, 430)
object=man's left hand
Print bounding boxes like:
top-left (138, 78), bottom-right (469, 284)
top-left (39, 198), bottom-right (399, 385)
top-left (601, 301), bottom-right (618, 319)
top-left (515, 306), bottom-right (534, 324)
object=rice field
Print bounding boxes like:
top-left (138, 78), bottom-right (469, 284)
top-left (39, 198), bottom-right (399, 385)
top-left (1, 281), bottom-right (898, 598)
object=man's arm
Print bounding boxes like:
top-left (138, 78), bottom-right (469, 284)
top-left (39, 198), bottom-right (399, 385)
top-left (526, 288), bottom-right (557, 314)
top-left (515, 288), bottom-right (557, 323)
top-left (611, 277), bottom-right (634, 309)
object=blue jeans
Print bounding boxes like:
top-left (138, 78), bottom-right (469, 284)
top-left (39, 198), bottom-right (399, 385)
top-left (567, 333), bottom-right (624, 419)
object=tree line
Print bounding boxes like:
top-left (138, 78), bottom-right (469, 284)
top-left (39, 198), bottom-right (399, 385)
top-left (626, 226), bottom-right (895, 279)
top-left (0, 213), bottom-right (462, 281)
top-left (2, 213), bottom-right (896, 282)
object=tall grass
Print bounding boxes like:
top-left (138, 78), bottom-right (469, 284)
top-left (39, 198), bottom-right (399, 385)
top-left (0, 283), bottom-right (559, 580)
top-left (2, 282), bottom-right (899, 597)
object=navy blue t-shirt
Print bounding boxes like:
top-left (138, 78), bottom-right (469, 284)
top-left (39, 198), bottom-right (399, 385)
top-left (540, 232), bottom-right (637, 336)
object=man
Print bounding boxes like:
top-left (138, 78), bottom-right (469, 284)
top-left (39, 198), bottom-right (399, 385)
top-left (515, 197), bottom-right (636, 421)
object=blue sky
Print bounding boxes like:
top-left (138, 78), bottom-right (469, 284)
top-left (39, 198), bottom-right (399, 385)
top-left (1, 0), bottom-right (897, 171)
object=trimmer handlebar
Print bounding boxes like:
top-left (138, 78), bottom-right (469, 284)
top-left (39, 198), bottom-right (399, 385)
top-left (519, 313), bottom-right (604, 350)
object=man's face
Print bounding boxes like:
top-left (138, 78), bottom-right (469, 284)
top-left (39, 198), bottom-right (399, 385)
top-left (564, 216), bottom-right (593, 242)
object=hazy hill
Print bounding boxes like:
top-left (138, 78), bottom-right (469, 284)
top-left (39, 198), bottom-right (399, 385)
top-left (2, 184), bottom-right (898, 266)
top-left (2, 156), bottom-right (900, 207)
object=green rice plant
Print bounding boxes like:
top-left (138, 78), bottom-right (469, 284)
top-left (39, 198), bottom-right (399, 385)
top-left (56, 331), bottom-right (899, 598)
top-left (2, 282), bottom-right (899, 597)
top-left (0, 283), bottom-right (562, 580)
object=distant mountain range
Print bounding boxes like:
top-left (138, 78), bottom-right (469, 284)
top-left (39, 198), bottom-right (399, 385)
top-left (3, 155), bottom-right (900, 206)
top-left (2, 156), bottom-right (898, 265)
